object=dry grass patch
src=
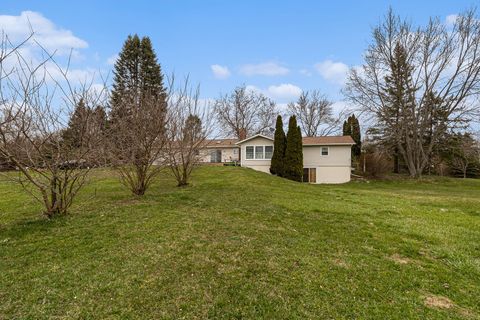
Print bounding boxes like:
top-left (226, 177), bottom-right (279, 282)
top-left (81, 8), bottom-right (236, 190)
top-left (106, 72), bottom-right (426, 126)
top-left (424, 294), bottom-right (454, 309)
top-left (389, 253), bottom-right (411, 265)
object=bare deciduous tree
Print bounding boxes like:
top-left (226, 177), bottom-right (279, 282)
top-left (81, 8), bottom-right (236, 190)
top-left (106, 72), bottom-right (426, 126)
top-left (287, 90), bottom-right (342, 136)
top-left (0, 33), bottom-right (106, 217)
top-left (345, 9), bottom-right (480, 177)
top-left (163, 77), bottom-right (213, 186)
top-left (213, 85), bottom-right (276, 139)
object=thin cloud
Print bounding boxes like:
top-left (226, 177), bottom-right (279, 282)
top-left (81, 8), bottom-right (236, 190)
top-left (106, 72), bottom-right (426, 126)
top-left (239, 61), bottom-right (289, 76)
top-left (211, 64), bottom-right (231, 79)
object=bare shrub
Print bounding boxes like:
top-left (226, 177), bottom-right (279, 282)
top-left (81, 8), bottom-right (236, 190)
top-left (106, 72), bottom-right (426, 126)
top-left (0, 33), bottom-right (106, 217)
top-left (363, 151), bottom-right (391, 178)
top-left (163, 77), bottom-right (213, 186)
top-left (107, 92), bottom-right (166, 195)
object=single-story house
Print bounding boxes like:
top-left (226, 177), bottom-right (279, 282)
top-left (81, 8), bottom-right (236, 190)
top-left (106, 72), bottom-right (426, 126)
top-left (199, 134), bottom-right (355, 184)
top-left (235, 134), bottom-right (355, 184)
top-left (199, 139), bottom-right (239, 163)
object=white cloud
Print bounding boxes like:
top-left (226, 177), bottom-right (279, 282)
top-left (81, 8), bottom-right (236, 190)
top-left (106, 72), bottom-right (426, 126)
top-left (210, 64), bottom-right (231, 79)
top-left (0, 11), bottom-right (88, 55)
top-left (446, 14), bottom-right (458, 27)
top-left (299, 68), bottom-right (312, 76)
top-left (266, 84), bottom-right (302, 100)
top-left (107, 54), bottom-right (118, 65)
top-left (239, 61), bottom-right (289, 76)
top-left (314, 60), bottom-right (349, 85)
top-left (245, 83), bottom-right (302, 102)
top-left (0, 12), bottom-right (106, 88)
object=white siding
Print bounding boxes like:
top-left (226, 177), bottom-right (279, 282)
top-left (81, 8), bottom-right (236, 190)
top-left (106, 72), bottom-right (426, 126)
top-left (238, 136), bottom-right (353, 183)
top-left (303, 145), bottom-right (352, 167)
top-left (303, 145), bottom-right (352, 184)
top-left (239, 136), bottom-right (274, 173)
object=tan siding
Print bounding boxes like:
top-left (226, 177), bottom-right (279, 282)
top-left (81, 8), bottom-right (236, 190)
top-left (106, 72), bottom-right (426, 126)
top-left (315, 167), bottom-right (351, 183)
top-left (199, 147), bottom-right (239, 163)
top-left (303, 145), bottom-right (351, 167)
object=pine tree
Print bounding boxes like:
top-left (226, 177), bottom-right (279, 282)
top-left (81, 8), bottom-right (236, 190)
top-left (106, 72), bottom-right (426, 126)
top-left (343, 114), bottom-right (361, 160)
top-left (382, 42), bottom-right (417, 174)
top-left (350, 115), bottom-right (361, 159)
top-left (284, 116), bottom-right (303, 181)
top-left (109, 34), bottom-right (167, 123)
top-left (62, 99), bottom-right (89, 149)
top-left (342, 118), bottom-right (351, 137)
top-left (184, 114), bottom-right (202, 143)
top-left (62, 100), bottom-right (108, 153)
top-left (270, 115), bottom-right (286, 176)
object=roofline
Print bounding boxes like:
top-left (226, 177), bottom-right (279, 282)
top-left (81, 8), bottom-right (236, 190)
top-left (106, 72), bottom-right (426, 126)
top-left (204, 145), bottom-right (238, 148)
top-left (235, 134), bottom-right (274, 145)
top-left (303, 142), bottom-right (356, 146)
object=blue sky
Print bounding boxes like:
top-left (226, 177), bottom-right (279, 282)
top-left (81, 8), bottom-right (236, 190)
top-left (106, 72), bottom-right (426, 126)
top-left (1, 0), bottom-right (476, 108)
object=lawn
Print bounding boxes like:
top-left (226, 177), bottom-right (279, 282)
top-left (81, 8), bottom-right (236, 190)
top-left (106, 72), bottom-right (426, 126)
top-left (0, 166), bottom-right (479, 319)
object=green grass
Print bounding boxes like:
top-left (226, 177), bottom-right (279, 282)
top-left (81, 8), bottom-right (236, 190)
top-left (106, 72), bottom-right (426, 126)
top-left (1, 167), bottom-right (479, 319)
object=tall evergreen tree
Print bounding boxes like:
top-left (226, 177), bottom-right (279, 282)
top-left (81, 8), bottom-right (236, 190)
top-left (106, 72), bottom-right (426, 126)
top-left (184, 114), bottom-right (202, 143)
top-left (109, 34), bottom-right (167, 123)
top-left (270, 115), bottom-right (286, 176)
top-left (342, 118), bottom-right (351, 137)
top-left (343, 114), bottom-right (362, 159)
top-left (350, 115), bottom-right (361, 159)
top-left (284, 116), bottom-right (303, 181)
top-left (62, 99), bottom-right (89, 149)
top-left (63, 100), bottom-right (108, 152)
top-left (382, 43), bottom-right (416, 174)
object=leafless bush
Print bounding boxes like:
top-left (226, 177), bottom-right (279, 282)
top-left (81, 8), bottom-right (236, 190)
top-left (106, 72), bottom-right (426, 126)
top-left (0, 33), bottom-right (106, 217)
top-left (107, 91), bottom-right (166, 196)
top-left (363, 151), bottom-right (391, 178)
top-left (163, 76), bottom-right (213, 186)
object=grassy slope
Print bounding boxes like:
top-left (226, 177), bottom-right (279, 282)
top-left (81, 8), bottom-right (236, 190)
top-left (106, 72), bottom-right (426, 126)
top-left (0, 167), bottom-right (479, 319)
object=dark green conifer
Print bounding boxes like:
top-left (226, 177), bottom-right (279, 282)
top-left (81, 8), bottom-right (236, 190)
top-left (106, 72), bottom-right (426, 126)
top-left (270, 115), bottom-right (286, 176)
top-left (284, 116), bottom-right (303, 181)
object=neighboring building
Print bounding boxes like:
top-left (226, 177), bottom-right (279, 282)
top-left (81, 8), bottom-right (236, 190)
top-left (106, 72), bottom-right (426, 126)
top-left (198, 135), bottom-right (355, 183)
top-left (235, 134), bottom-right (355, 184)
top-left (199, 139), bottom-right (239, 163)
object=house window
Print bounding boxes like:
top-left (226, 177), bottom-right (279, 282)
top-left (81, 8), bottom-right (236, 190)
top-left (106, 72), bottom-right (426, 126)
top-left (233, 149), bottom-right (238, 155)
top-left (321, 147), bottom-right (329, 156)
top-left (255, 146), bottom-right (264, 159)
top-left (246, 146), bottom-right (254, 159)
top-left (264, 146), bottom-right (273, 159)
top-left (244, 145), bottom-right (274, 160)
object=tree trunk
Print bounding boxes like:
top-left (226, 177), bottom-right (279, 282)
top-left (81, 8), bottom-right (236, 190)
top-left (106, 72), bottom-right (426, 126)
top-left (393, 150), bottom-right (399, 174)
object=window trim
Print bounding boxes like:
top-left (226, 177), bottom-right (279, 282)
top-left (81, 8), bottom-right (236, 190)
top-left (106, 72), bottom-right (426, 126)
top-left (244, 145), bottom-right (273, 160)
top-left (320, 146), bottom-right (329, 156)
